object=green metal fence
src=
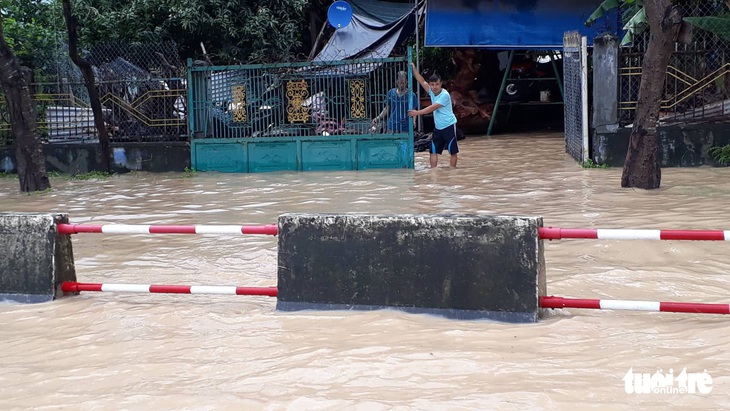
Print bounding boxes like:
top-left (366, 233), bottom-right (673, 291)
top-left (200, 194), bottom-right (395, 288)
top-left (188, 52), bottom-right (416, 172)
top-left (2, 45), bottom-right (415, 173)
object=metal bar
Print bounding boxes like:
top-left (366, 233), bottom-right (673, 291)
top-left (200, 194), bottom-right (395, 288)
top-left (538, 227), bottom-right (730, 241)
top-left (408, 46), bottom-right (415, 168)
top-left (57, 224), bottom-right (730, 240)
top-left (541, 296), bottom-right (730, 315)
top-left (187, 58), bottom-right (195, 138)
top-left (414, 0), bottom-right (422, 132)
top-left (487, 50), bottom-right (514, 136)
top-left (579, 36), bottom-right (589, 163)
top-left (551, 52), bottom-right (565, 99)
top-left (189, 57), bottom-right (407, 72)
top-left (57, 224), bottom-right (278, 236)
top-left (61, 282), bottom-right (278, 297)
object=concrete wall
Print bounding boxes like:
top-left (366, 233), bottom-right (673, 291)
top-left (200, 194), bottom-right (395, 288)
top-left (0, 213), bottom-right (76, 303)
top-left (593, 123), bottom-right (730, 167)
top-left (276, 214), bottom-right (546, 322)
top-left (592, 34), bottom-right (619, 135)
top-left (1, 142), bottom-right (190, 174)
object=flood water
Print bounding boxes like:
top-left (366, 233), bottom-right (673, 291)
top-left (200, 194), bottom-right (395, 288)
top-left (2, 132), bottom-right (730, 410)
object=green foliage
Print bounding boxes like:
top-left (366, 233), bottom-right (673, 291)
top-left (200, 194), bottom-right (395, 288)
top-left (585, 0), bottom-right (622, 26)
top-left (182, 166), bottom-right (196, 177)
top-left (1, 0), bottom-right (63, 70)
top-left (71, 0), bottom-right (309, 63)
top-left (71, 171), bottom-right (111, 180)
top-left (26, 187), bottom-right (52, 195)
top-left (581, 159), bottom-right (609, 169)
top-left (684, 13), bottom-right (730, 41)
top-left (621, 7), bottom-right (646, 46)
top-left (418, 47), bottom-right (455, 80)
top-left (588, 0), bottom-right (730, 47)
top-left (586, 0), bottom-right (646, 46)
top-left (709, 145), bottom-right (730, 165)
top-left (43, 170), bottom-right (110, 179)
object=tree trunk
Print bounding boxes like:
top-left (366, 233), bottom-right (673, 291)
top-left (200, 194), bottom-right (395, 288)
top-left (62, 0), bottom-right (111, 173)
top-left (621, 0), bottom-right (682, 189)
top-left (0, 17), bottom-right (50, 192)
top-left (307, 10), bottom-right (327, 61)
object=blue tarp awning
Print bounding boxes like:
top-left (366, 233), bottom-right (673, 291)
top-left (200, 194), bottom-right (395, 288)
top-left (425, 0), bottom-right (619, 49)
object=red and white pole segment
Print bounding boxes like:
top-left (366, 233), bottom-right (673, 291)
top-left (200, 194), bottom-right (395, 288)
top-left (61, 282), bottom-right (278, 297)
top-left (57, 224), bottom-right (278, 236)
top-left (541, 296), bottom-right (730, 315)
top-left (539, 227), bottom-right (730, 241)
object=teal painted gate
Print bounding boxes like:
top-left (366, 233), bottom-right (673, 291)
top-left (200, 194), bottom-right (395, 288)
top-left (187, 52), bottom-right (415, 173)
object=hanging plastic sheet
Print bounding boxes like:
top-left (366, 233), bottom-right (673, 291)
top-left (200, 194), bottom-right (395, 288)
top-left (314, 0), bottom-right (423, 62)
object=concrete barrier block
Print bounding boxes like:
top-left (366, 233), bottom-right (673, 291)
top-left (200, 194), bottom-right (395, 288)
top-left (276, 214), bottom-right (546, 322)
top-left (0, 213), bottom-right (77, 303)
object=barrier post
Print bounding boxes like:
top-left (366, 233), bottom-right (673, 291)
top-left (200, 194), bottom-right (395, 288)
top-left (0, 213), bottom-right (77, 303)
top-left (276, 214), bottom-right (546, 322)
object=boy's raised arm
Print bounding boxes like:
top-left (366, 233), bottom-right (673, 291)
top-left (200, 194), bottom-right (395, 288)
top-left (411, 63), bottom-right (429, 94)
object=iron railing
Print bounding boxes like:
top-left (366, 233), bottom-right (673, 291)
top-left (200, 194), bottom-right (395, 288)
top-left (188, 56), bottom-right (412, 140)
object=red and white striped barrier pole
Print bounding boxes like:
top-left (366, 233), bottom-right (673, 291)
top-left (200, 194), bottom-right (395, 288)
top-left (539, 227), bottom-right (730, 241)
top-left (56, 225), bottom-right (730, 240)
top-left (61, 282), bottom-right (729, 315)
top-left (57, 224), bottom-right (278, 236)
top-left (61, 282), bottom-right (278, 297)
top-left (541, 296), bottom-right (730, 315)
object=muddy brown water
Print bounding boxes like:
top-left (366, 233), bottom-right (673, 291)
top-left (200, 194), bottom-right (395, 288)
top-left (1, 132), bottom-right (729, 410)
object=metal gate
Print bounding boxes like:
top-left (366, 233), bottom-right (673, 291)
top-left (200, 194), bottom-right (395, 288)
top-left (186, 53), bottom-right (415, 173)
top-left (563, 31), bottom-right (589, 163)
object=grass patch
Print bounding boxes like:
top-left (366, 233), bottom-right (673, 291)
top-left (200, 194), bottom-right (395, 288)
top-left (182, 166), bottom-right (197, 178)
top-left (581, 159), bottom-right (609, 169)
top-left (71, 171), bottom-right (112, 180)
top-left (27, 187), bottom-right (53, 195)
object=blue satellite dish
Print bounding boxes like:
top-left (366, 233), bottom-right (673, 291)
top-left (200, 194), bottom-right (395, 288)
top-left (328, 1), bottom-right (353, 29)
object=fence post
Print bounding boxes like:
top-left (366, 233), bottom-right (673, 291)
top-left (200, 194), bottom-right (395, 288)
top-left (591, 34), bottom-right (619, 134)
top-left (580, 36), bottom-right (589, 163)
top-left (563, 32), bottom-right (589, 162)
top-left (186, 58), bottom-right (195, 139)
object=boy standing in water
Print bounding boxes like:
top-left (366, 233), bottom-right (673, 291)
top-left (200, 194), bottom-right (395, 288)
top-left (408, 63), bottom-right (459, 168)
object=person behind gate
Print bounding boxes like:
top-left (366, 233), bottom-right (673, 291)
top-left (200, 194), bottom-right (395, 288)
top-left (372, 71), bottom-right (418, 133)
top-left (407, 63), bottom-right (459, 168)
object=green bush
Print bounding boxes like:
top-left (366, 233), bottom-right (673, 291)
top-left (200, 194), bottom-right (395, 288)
top-left (581, 159), bottom-right (609, 169)
top-left (709, 145), bottom-right (730, 165)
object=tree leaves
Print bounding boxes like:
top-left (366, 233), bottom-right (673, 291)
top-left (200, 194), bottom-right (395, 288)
top-left (1, 1), bottom-right (60, 70)
top-left (585, 0), bottom-right (621, 27)
top-left (585, 0), bottom-right (647, 46)
top-left (684, 14), bottom-right (730, 41)
top-left (71, 0), bottom-right (308, 63)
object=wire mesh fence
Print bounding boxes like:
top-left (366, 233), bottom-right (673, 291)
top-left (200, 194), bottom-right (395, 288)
top-left (618, 1), bottom-right (730, 125)
top-left (0, 41), bottom-right (186, 146)
top-left (563, 31), bottom-right (589, 163)
top-left (1, 42), bottom-right (415, 146)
